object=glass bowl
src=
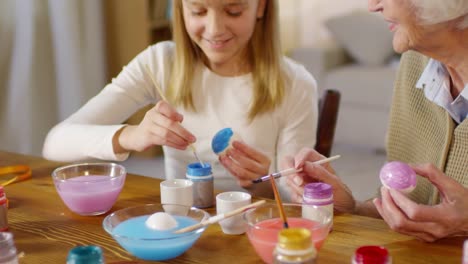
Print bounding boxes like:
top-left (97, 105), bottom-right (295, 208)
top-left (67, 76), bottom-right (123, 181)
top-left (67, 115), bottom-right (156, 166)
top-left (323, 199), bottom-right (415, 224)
top-left (103, 204), bottom-right (210, 261)
top-left (52, 162), bottom-right (126, 216)
top-left (244, 203), bottom-right (332, 264)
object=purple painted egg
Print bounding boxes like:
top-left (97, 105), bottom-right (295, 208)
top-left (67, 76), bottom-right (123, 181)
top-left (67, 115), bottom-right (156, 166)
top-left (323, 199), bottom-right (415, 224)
top-left (379, 161), bottom-right (417, 193)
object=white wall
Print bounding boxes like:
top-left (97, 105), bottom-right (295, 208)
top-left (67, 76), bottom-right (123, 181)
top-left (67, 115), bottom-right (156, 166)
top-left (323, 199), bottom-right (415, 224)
top-left (0, 0), bottom-right (106, 156)
top-left (278, 0), bottom-right (367, 53)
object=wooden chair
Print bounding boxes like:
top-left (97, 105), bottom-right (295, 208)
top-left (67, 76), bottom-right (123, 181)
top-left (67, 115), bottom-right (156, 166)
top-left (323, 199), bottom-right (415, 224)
top-left (315, 89), bottom-right (341, 157)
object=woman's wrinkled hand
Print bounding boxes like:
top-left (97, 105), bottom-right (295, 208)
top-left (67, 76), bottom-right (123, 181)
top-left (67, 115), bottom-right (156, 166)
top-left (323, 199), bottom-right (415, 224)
top-left (283, 147), bottom-right (356, 213)
top-left (374, 163), bottom-right (468, 242)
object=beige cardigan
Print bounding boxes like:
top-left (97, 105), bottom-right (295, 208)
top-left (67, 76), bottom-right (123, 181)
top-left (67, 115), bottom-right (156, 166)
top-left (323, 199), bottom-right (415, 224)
top-left (386, 51), bottom-right (468, 205)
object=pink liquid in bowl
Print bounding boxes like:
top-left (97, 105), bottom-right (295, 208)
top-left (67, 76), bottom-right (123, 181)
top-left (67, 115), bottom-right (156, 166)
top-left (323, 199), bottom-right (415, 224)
top-left (247, 217), bottom-right (328, 264)
top-left (56, 175), bottom-right (125, 215)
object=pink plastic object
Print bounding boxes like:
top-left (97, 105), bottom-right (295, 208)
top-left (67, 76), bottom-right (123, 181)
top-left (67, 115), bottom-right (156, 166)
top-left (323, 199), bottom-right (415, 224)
top-left (379, 161), bottom-right (417, 193)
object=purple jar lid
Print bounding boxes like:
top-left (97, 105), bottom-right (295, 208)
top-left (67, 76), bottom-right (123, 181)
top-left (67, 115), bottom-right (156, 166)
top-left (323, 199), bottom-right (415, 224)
top-left (303, 182), bottom-right (332, 199)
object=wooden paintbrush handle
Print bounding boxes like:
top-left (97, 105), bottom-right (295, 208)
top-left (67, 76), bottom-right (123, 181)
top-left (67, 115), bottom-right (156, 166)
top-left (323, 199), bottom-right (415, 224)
top-left (174, 200), bottom-right (266, 234)
top-left (221, 200), bottom-right (265, 219)
top-left (269, 174), bottom-right (289, 228)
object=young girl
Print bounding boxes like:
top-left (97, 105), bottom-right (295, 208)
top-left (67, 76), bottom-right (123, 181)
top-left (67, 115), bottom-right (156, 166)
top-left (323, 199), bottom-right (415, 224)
top-left (43, 0), bottom-right (318, 199)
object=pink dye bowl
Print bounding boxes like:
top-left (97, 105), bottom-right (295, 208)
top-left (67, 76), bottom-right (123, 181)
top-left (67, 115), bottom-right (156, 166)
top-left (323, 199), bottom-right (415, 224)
top-left (244, 203), bottom-right (332, 264)
top-left (52, 163), bottom-right (126, 216)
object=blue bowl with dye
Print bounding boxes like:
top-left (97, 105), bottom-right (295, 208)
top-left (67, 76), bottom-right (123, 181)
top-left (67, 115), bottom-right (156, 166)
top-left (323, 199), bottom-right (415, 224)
top-left (103, 204), bottom-right (209, 261)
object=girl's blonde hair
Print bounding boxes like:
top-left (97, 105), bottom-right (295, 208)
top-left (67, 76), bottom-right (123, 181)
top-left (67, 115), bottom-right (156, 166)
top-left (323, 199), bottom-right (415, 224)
top-left (168, 0), bottom-right (285, 121)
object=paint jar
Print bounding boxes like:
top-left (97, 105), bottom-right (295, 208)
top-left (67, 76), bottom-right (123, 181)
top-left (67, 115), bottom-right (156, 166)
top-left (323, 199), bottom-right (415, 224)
top-left (67, 245), bottom-right (105, 264)
top-left (0, 232), bottom-right (19, 264)
top-left (273, 228), bottom-right (316, 264)
top-left (0, 186), bottom-right (8, 232)
top-left (186, 162), bottom-right (214, 208)
top-left (352, 246), bottom-right (391, 264)
top-left (302, 183), bottom-right (333, 228)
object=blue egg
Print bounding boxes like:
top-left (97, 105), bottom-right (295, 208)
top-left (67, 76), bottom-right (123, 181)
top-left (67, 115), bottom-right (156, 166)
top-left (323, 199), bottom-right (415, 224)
top-left (211, 128), bottom-right (234, 155)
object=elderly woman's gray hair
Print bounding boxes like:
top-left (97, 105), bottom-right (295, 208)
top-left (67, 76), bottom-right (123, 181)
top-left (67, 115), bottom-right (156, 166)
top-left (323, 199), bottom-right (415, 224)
top-left (412, 0), bottom-right (468, 29)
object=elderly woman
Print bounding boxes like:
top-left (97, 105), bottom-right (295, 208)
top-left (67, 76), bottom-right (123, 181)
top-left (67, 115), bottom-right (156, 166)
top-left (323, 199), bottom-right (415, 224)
top-left (284, 0), bottom-right (468, 242)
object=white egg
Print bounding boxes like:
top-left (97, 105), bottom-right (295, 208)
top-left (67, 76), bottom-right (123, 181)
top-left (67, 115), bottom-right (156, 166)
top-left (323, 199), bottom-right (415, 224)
top-left (145, 212), bottom-right (178, 231)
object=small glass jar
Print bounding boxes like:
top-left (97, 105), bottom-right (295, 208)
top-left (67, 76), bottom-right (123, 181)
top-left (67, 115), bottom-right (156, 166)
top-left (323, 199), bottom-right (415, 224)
top-left (302, 182), bottom-right (333, 227)
top-left (273, 228), bottom-right (316, 264)
top-left (0, 232), bottom-right (19, 264)
top-left (186, 162), bottom-right (214, 208)
top-left (352, 245), bottom-right (391, 264)
top-left (67, 245), bottom-right (105, 264)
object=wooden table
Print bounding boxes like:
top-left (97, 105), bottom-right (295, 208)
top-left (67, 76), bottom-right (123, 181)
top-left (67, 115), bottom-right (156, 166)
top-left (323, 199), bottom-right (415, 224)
top-left (1, 151), bottom-right (464, 263)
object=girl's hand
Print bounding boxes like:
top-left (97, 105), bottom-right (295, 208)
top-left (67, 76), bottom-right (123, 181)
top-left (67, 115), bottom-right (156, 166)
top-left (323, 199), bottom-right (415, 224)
top-left (374, 163), bottom-right (468, 242)
top-left (219, 140), bottom-right (270, 188)
top-left (117, 101), bottom-right (196, 152)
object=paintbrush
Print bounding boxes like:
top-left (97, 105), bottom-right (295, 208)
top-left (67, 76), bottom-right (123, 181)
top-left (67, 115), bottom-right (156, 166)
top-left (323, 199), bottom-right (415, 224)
top-left (252, 155), bottom-right (341, 184)
top-left (173, 200), bottom-right (266, 234)
top-left (269, 174), bottom-right (289, 228)
top-left (143, 64), bottom-right (205, 167)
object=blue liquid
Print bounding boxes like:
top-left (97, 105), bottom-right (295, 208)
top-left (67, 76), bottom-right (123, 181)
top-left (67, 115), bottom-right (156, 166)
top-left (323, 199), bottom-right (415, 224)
top-left (113, 215), bottom-right (201, 261)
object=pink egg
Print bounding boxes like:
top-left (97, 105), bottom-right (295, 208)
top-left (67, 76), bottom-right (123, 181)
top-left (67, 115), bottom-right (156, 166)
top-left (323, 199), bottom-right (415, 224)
top-left (379, 161), bottom-right (417, 193)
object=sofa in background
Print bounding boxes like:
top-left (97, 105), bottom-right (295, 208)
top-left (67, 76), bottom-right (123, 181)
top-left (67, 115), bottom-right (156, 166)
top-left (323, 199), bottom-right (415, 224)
top-left (289, 10), bottom-right (400, 152)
